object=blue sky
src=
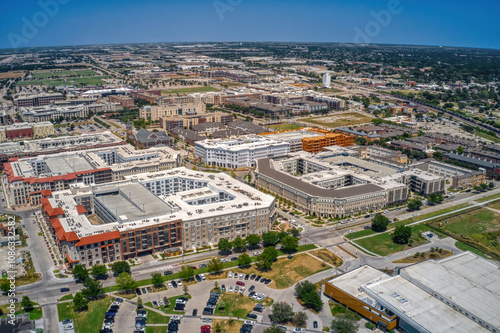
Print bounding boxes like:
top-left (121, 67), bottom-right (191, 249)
top-left (1, 0), bottom-right (499, 49)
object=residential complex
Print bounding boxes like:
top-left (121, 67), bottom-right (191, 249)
top-left (0, 122), bottom-right (54, 141)
top-left (195, 135), bottom-right (290, 169)
top-left (41, 167), bottom-right (275, 266)
top-left (140, 102), bottom-right (206, 121)
top-left (3, 144), bottom-right (180, 206)
top-left (325, 252), bottom-right (498, 333)
top-left (14, 93), bottom-right (64, 107)
top-left (20, 104), bottom-right (90, 122)
top-left (108, 94), bottom-right (135, 108)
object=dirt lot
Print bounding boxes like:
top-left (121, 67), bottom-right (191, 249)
top-left (303, 112), bottom-right (372, 128)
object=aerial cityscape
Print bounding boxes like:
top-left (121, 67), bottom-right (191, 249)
top-left (0, 1), bottom-right (499, 333)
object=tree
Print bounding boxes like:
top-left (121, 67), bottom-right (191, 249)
top-left (136, 296), bottom-right (143, 309)
top-left (262, 231), bottom-right (279, 246)
top-left (207, 258), bottom-right (223, 274)
top-left (457, 146), bottom-right (464, 154)
top-left (178, 265), bottom-right (195, 280)
top-left (73, 292), bottom-right (88, 312)
top-left (81, 278), bottom-right (103, 300)
top-left (151, 272), bottom-right (163, 288)
top-left (245, 234), bottom-right (261, 248)
top-left (262, 246), bottom-right (278, 262)
top-left (263, 326), bottom-right (283, 333)
top-left (21, 296), bottom-right (33, 312)
top-left (116, 272), bottom-right (137, 293)
top-left (90, 264), bottom-right (107, 279)
top-left (295, 281), bottom-right (323, 311)
top-left (183, 284), bottom-right (189, 295)
top-left (112, 261), bottom-right (130, 275)
top-left (428, 193), bottom-right (444, 204)
top-left (371, 214), bottom-right (390, 232)
top-left (73, 264), bottom-right (89, 282)
top-left (232, 237), bottom-right (246, 252)
top-left (330, 317), bottom-right (359, 333)
top-left (270, 302), bottom-right (294, 324)
top-left (393, 225), bottom-right (412, 244)
top-left (256, 254), bottom-right (273, 271)
top-left (293, 311), bottom-right (308, 327)
top-left (238, 253), bottom-right (252, 267)
top-left (218, 238), bottom-right (232, 253)
top-left (407, 199), bottom-right (422, 211)
top-left (489, 182), bottom-right (495, 189)
top-left (290, 228), bottom-right (300, 238)
top-left (281, 235), bottom-right (299, 253)
top-left (0, 280), bottom-right (10, 293)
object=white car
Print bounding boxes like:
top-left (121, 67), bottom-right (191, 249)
top-left (229, 286), bottom-right (233, 292)
top-left (200, 273), bottom-right (206, 280)
top-left (253, 251), bottom-right (261, 256)
top-left (228, 271), bottom-right (233, 278)
top-left (234, 273), bottom-right (238, 279)
top-left (171, 316), bottom-right (181, 320)
top-left (239, 274), bottom-right (244, 280)
top-left (293, 328), bottom-right (305, 332)
top-left (167, 283), bottom-right (172, 289)
top-left (239, 287), bottom-right (245, 294)
top-left (244, 320), bottom-right (254, 326)
top-left (158, 300), bottom-right (164, 306)
top-left (221, 258), bottom-right (228, 263)
top-left (177, 280), bottom-right (183, 286)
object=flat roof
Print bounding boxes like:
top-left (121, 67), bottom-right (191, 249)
top-left (256, 157), bottom-right (385, 199)
top-left (366, 276), bottom-right (488, 333)
top-left (45, 155), bottom-right (93, 174)
top-left (401, 252), bottom-right (500, 329)
top-left (95, 182), bottom-right (172, 221)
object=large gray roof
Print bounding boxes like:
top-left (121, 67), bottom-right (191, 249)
top-left (256, 158), bottom-right (385, 199)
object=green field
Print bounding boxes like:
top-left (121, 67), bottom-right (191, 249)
top-left (345, 228), bottom-right (375, 239)
top-left (57, 296), bottom-right (112, 333)
top-left (428, 208), bottom-right (500, 260)
top-left (268, 123), bottom-right (303, 131)
top-left (303, 112), bottom-right (372, 128)
top-left (162, 86), bottom-right (219, 94)
top-left (391, 203), bottom-right (471, 228)
top-left (35, 76), bottom-right (113, 87)
top-left (32, 71), bottom-right (53, 79)
top-left (74, 69), bottom-right (98, 76)
top-left (354, 224), bottom-right (433, 256)
top-left (18, 80), bottom-right (43, 85)
top-left (214, 293), bottom-right (258, 318)
top-left (54, 70), bottom-right (76, 77)
top-left (477, 193), bottom-right (500, 203)
top-left (474, 130), bottom-right (500, 143)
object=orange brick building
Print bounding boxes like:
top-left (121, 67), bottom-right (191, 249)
top-left (302, 130), bottom-right (354, 153)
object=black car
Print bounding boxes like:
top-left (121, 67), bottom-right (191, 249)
top-left (244, 274), bottom-right (250, 280)
top-left (252, 305), bottom-right (263, 312)
top-left (171, 280), bottom-right (178, 288)
top-left (264, 279), bottom-right (271, 285)
top-left (135, 288), bottom-right (141, 295)
top-left (62, 319), bottom-right (72, 325)
top-left (203, 307), bottom-right (214, 316)
top-left (248, 291), bottom-right (256, 297)
top-left (174, 304), bottom-right (185, 311)
top-left (247, 313), bottom-right (257, 319)
top-left (141, 288), bottom-right (147, 294)
top-left (163, 296), bottom-right (169, 305)
top-left (255, 276), bottom-right (261, 282)
top-left (249, 285), bottom-right (255, 292)
top-left (250, 274), bottom-right (256, 280)
top-left (147, 287), bottom-right (153, 293)
top-left (260, 278), bottom-right (267, 283)
top-left (195, 274), bottom-right (202, 282)
top-left (107, 308), bottom-right (118, 313)
top-left (60, 288), bottom-right (70, 292)
top-left (230, 257), bottom-right (238, 261)
top-left (152, 301), bottom-right (158, 307)
top-left (221, 285), bottom-right (226, 292)
top-left (192, 309), bottom-right (198, 316)
top-left (198, 263), bottom-right (207, 268)
top-left (164, 270), bottom-right (173, 276)
top-left (313, 321), bottom-right (318, 328)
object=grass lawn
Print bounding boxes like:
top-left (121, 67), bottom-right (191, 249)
top-left (393, 249), bottom-right (454, 263)
top-left (212, 319), bottom-right (244, 333)
top-left (232, 253), bottom-right (327, 289)
top-left (303, 112), bottom-right (372, 128)
top-left (59, 294), bottom-right (74, 302)
top-left (455, 241), bottom-right (491, 259)
top-left (478, 194), bottom-right (500, 203)
top-left (309, 249), bottom-right (343, 266)
top-left (29, 307), bottom-right (43, 320)
top-left (392, 203), bottom-right (471, 228)
top-left (345, 228), bottom-right (375, 239)
top-left (474, 130), bottom-right (500, 143)
top-left (268, 123), bottom-right (303, 131)
top-left (146, 327), bottom-right (169, 333)
top-left (354, 224), bottom-right (432, 256)
top-left (214, 293), bottom-right (257, 318)
top-left (74, 69), bottom-right (98, 76)
top-left (57, 296), bottom-right (112, 333)
top-left (18, 80), bottom-right (43, 85)
top-left (428, 208), bottom-right (500, 260)
top-left (33, 71), bottom-right (53, 79)
top-left (162, 86), bottom-right (219, 94)
top-left (0, 303), bottom-right (42, 320)
top-left (144, 309), bottom-right (170, 324)
top-left (54, 70), bottom-right (76, 77)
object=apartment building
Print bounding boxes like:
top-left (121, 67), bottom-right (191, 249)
top-left (19, 104), bottom-right (89, 122)
top-left (159, 112), bottom-right (232, 131)
top-left (14, 93), bottom-right (64, 107)
top-left (140, 102), bottom-right (206, 121)
top-left (195, 135), bottom-right (290, 169)
top-left (109, 94), bottom-right (135, 108)
top-left (41, 167), bottom-right (275, 266)
top-left (0, 122), bottom-right (55, 142)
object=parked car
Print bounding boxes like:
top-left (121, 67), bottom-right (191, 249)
top-left (221, 285), bottom-right (226, 292)
top-left (60, 288), bottom-right (70, 292)
top-left (247, 313), bottom-right (257, 319)
top-left (192, 309), bottom-right (198, 316)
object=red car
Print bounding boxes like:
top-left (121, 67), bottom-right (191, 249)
top-left (201, 325), bottom-right (211, 333)
top-left (236, 281), bottom-right (245, 286)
